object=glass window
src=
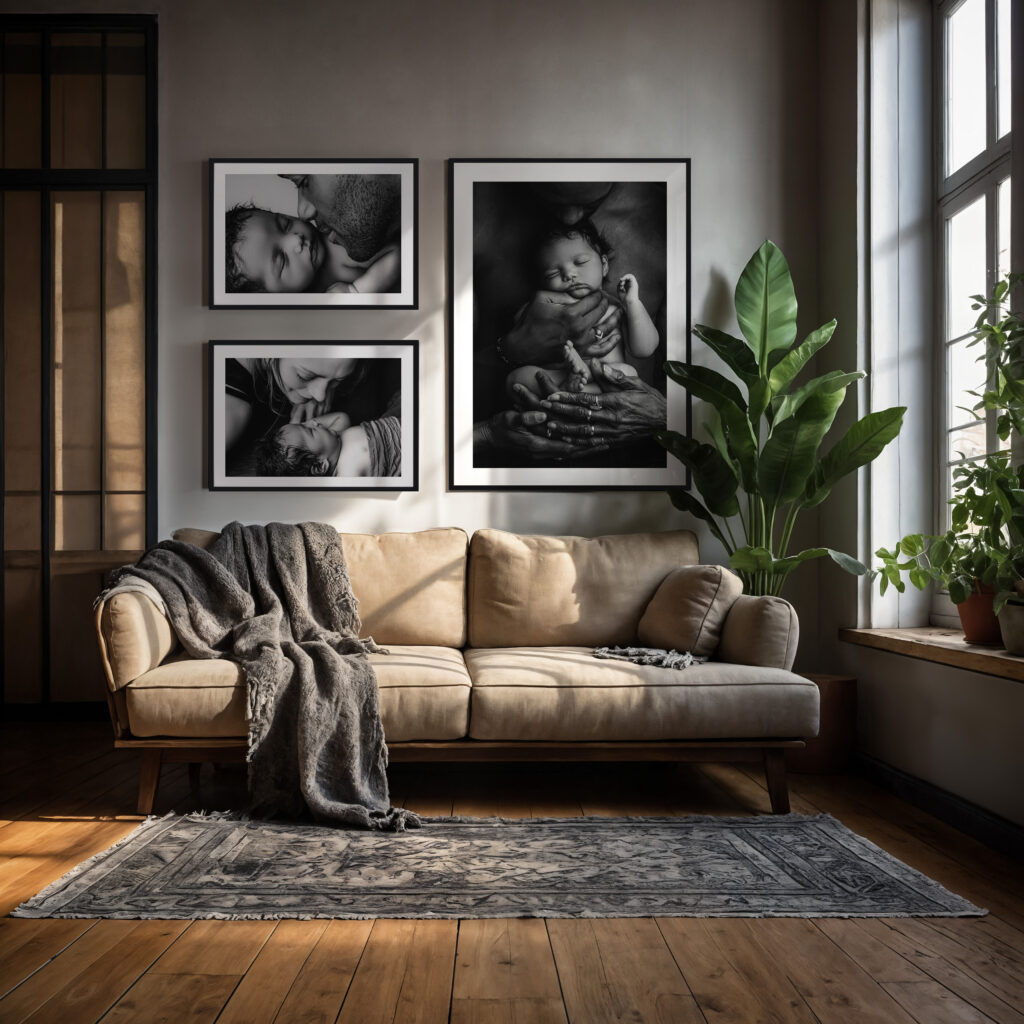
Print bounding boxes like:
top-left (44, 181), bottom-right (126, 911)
top-left (946, 0), bottom-right (986, 175)
top-left (938, 0), bottom-right (1012, 534)
top-left (997, 0), bottom-right (1011, 139)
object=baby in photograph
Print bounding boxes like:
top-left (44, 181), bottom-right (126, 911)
top-left (255, 411), bottom-right (401, 478)
top-left (505, 219), bottom-right (659, 404)
top-left (225, 204), bottom-right (399, 295)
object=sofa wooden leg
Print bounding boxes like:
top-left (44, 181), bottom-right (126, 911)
top-left (763, 749), bottom-right (790, 814)
top-left (138, 750), bottom-right (162, 816)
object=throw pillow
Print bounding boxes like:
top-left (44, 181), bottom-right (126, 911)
top-left (637, 564), bottom-right (743, 658)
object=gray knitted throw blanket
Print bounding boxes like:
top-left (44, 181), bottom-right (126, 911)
top-left (104, 521), bottom-right (418, 832)
top-left (593, 646), bottom-right (708, 669)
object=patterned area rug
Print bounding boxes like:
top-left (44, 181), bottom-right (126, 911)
top-left (12, 812), bottom-right (984, 920)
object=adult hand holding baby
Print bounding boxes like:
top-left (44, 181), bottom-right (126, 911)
top-left (473, 409), bottom-right (607, 461)
top-left (538, 363), bottom-right (667, 443)
top-left (500, 288), bottom-right (622, 367)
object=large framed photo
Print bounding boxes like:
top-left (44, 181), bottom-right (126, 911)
top-left (448, 158), bottom-right (690, 490)
top-left (208, 341), bottom-right (418, 491)
top-left (209, 159), bottom-right (418, 309)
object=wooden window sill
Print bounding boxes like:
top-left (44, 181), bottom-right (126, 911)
top-left (839, 627), bottom-right (1024, 682)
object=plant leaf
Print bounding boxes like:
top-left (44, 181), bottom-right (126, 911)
top-left (802, 407), bottom-right (906, 508)
top-left (655, 430), bottom-right (740, 517)
top-left (775, 547), bottom-right (867, 575)
top-left (734, 240), bottom-right (799, 370)
top-left (692, 325), bottom-right (758, 386)
top-left (729, 545), bottom-right (866, 579)
top-left (768, 320), bottom-right (837, 393)
top-left (666, 487), bottom-right (730, 550)
top-left (757, 387), bottom-right (847, 507)
top-left (704, 409), bottom-right (739, 476)
top-left (664, 362), bottom-right (747, 411)
top-left (773, 370), bottom-right (864, 424)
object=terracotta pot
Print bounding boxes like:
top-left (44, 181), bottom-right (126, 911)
top-left (997, 603), bottom-right (1024, 655)
top-left (956, 584), bottom-right (1002, 645)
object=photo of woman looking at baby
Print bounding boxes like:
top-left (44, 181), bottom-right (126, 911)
top-left (209, 344), bottom-right (418, 491)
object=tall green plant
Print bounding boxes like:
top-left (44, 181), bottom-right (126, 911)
top-left (656, 240), bottom-right (906, 596)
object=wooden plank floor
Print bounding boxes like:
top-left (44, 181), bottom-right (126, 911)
top-left (0, 722), bottom-right (1021, 1023)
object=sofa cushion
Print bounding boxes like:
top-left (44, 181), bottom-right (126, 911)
top-left (125, 646), bottom-right (471, 741)
top-left (718, 595), bottom-right (800, 671)
top-left (637, 565), bottom-right (743, 657)
top-left (464, 647), bottom-right (819, 741)
top-left (171, 527), bottom-right (469, 648)
top-left (467, 529), bottom-right (700, 649)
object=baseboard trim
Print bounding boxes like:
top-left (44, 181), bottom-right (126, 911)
top-left (852, 752), bottom-right (1024, 862)
top-left (2, 701), bottom-right (110, 723)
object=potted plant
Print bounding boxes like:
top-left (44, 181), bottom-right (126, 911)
top-left (875, 457), bottom-right (1018, 644)
top-left (875, 275), bottom-right (1024, 646)
top-left (655, 239), bottom-right (905, 596)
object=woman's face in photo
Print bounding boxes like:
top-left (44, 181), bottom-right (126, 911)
top-left (275, 359), bottom-right (354, 405)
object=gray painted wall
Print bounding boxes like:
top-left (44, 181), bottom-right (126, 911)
top-left (4, 0), bottom-right (824, 655)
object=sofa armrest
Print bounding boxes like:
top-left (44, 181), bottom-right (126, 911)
top-left (717, 594), bottom-right (799, 671)
top-left (95, 591), bottom-right (177, 692)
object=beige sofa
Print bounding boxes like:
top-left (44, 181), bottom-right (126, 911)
top-left (95, 527), bottom-right (818, 816)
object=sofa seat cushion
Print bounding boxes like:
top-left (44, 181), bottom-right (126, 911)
top-left (125, 646), bottom-right (471, 741)
top-left (464, 647), bottom-right (819, 742)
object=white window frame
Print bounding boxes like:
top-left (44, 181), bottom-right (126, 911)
top-left (933, 0), bottom-right (1012, 625)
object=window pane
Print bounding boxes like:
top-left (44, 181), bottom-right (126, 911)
top-left (52, 192), bottom-right (102, 492)
top-left (105, 33), bottom-right (145, 169)
top-left (53, 494), bottom-right (100, 551)
top-left (50, 33), bottom-right (102, 169)
top-left (104, 192), bottom-right (146, 494)
top-left (946, 0), bottom-right (987, 175)
top-left (104, 493), bottom-right (144, 550)
top-left (2, 32), bottom-right (41, 168)
top-left (947, 338), bottom-right (986, 426)
top-left (4, 192), bottom-right (42, 493)
top-left (998, 0), bottom-right (1011, 138)
top-left (947, 194), bottom-right (987, 338)
top-left (998, 177), bottom-right (1011, 281)
top-left (948, 422), bottom-right (987, 463)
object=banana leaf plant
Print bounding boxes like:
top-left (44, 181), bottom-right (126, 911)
top-left (655, 240), bottom-right (906, 597)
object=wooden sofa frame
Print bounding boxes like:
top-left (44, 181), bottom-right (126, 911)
top-left (114, 735), bottom-right (803, 817)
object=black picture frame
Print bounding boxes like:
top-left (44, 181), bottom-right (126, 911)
top-left (208, 159), bottom-right (418, 309)
top-left (447, 158), bottom-right (691, 491)
top-left (208, 341), bottom-right (419, 491)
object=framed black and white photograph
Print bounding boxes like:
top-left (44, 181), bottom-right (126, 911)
top-left (209, 159), bottom-right (418, 309)
top-left (448, 158), bottom-right (690, 490)
top-left (208, 341), bottom-right (418, 491)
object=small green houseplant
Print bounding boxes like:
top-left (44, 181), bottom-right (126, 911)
top-left (875, 275), bottom-right (1024, 644)
top-left (656, 240), bottom-right (905, 597)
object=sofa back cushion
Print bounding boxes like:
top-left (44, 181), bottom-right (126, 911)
top-left (468, 528), bottom-right (699, 648)
top-left (637, 564), bottom-right (743, 657)
top-left (171, 526), bottom-right (469, 647)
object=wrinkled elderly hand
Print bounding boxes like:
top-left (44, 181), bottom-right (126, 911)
top-left (474, 407), bottom-right (608, 461)
top-left (539, 363), bottom-right (667, 443)
top-left (501, 290), bottom-right (622, 366)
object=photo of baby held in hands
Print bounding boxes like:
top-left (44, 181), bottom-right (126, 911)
top-left (505, 219), bottom-right (660, 407)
